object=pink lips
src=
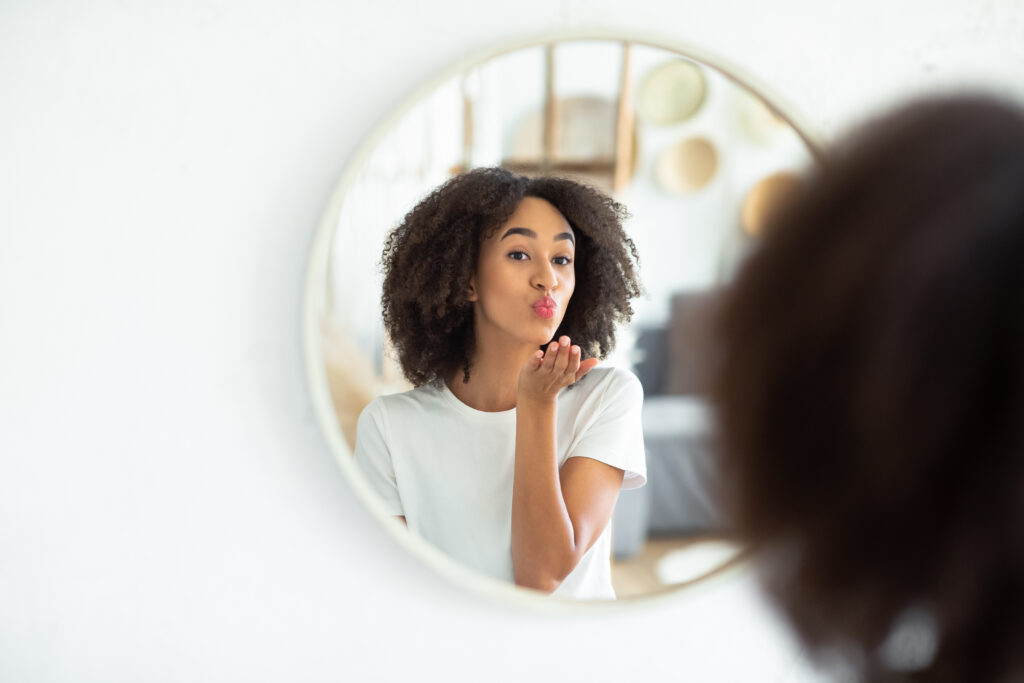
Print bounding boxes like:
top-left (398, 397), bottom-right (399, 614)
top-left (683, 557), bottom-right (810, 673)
top-left (532, 296), bottom-right (556, 319)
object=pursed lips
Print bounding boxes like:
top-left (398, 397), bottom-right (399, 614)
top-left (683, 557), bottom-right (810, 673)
top-left (532, 296), bottom-right (557, 319)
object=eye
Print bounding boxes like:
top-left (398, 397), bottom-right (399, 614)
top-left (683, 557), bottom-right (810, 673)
top-left (507, 250), bottom-right (528, 261)
top-left (553, 256), bottom-right (572, 266)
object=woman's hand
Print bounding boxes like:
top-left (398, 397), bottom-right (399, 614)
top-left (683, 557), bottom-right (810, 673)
top-left (518, 335), bottom-right (599, 404)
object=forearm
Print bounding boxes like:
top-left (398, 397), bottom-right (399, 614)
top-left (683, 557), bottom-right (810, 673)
top-left (510, 396), bottom-right (579, 592)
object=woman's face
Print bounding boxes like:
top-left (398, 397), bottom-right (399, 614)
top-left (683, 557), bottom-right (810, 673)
top-left (469, 196), bottom-right (576, 348)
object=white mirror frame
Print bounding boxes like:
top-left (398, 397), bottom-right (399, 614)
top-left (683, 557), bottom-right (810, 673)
top-left (303, 28), bottom-right (824, 614)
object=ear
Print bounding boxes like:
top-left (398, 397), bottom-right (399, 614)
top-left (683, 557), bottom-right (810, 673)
top-left (467, 275), bottom-right (478, 303)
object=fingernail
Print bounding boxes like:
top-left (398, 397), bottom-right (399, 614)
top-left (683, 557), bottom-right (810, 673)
top-left (572, 346), bottom-right (580, 354)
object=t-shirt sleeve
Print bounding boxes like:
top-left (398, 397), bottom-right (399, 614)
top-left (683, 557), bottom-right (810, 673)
top-left (352, 399), bottom-right (405, 515)
top-left (567, 369), bottom-right (647, 490)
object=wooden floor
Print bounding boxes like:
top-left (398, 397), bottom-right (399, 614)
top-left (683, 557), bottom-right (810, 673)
top-left (611, 535), bottom-right (745, 599)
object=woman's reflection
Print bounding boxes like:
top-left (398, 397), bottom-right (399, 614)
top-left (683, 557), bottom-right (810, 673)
top-left (353, 167), bottom-right (645, 598)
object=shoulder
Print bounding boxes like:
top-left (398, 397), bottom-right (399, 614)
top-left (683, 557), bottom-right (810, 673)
top-left (585, 365), bottom-right (642, 395)
top-left (356, 384), bottom-right (448, 447)
top-left (359, 383), bottom-right (447, 422)
top-left (570, 365), bottom-right (643, 406)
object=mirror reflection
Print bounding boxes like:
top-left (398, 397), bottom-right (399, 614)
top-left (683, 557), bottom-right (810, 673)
top-left (316, 38), bottom-right (817, 599)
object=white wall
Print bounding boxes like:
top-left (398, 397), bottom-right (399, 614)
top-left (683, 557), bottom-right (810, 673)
top-left (3, 1), bottom-right (1023, 681)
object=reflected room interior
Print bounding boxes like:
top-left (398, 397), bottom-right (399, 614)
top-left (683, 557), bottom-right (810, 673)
top-left (317, 38), bottom-right (815, 599)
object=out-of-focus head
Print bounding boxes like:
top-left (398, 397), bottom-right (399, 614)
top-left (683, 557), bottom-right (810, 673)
top-left (713, 95), bottom-right (1024, 681)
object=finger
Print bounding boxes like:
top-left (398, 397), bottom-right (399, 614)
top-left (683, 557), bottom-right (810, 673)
top-left (541, 341), bottom-right (559, 371)
top-left (527, 349), bottom-right (544, 370)
top-left (553, 339), bottom-right (571, 374)
top-left (574, 357), bottom-right (599, 382)
top-left (564, 345), bottom-right (582, 377)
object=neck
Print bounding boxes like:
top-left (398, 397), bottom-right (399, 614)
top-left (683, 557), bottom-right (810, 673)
top-left (446, 323), bottom-right (540, 413)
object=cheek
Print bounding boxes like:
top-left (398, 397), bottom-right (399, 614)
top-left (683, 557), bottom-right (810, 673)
top-left (475, 258), bottom-right (514, 301)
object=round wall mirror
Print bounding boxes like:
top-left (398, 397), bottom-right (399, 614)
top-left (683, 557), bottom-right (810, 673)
top-left (304, 32), bottom-right (821, 606)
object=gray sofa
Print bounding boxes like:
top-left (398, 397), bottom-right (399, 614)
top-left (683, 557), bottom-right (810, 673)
top-left (612, 290), bottom-right (727, 559)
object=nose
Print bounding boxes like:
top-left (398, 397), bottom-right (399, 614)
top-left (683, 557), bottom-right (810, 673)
top-left (531, 260), bottom-right (557, 291)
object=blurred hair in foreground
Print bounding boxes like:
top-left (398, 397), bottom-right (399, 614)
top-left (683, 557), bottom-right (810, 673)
top-left (713, 94), bottom-right (1024, 682)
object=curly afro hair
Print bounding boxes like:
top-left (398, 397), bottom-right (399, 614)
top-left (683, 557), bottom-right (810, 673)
top-left (380, 167), bottom-right (642, 387)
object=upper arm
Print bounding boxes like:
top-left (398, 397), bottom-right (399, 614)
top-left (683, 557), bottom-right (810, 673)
top-left (566, 370), bottom-right (647, 487)
top-left (557, 370), bottom-right (647, 555)
top-left (353, 401), bottom-right (406, 516)
top-left (559, 456), bottom-right (625, 556)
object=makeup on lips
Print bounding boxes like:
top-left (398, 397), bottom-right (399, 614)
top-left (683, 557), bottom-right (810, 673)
top-left (532, 296), bottom-right (556, 319)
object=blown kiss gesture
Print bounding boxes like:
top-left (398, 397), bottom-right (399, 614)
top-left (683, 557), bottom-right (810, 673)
top-left (518, 335), bottom-right (599, 403)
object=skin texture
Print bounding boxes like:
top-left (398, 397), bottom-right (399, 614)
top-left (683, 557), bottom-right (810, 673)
top-left (447, 197), bottom-right (625, 592)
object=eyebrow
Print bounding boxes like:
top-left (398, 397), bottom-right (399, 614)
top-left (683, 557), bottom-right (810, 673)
top-left (500, 227), bottom-right (575, 245)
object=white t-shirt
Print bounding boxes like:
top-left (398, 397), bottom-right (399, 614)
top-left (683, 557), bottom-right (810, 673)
top-left (353, 365), bottom-right (647, 600)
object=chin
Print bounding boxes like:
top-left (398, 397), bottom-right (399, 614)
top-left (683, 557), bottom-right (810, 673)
top-left (517, 315), bottom-right (564, 346)
top-left (518, 325), bottom-right (556, 346)
top-left (538, 325), bottom-right (563, 344)
top-left (523, 333), bottom-right (553, 346)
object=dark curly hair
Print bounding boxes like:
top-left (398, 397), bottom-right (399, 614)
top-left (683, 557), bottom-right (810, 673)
top-left (713, 95), bottom-right (1024, 682)
top-left (380, 167), bottom-right (642, 387)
